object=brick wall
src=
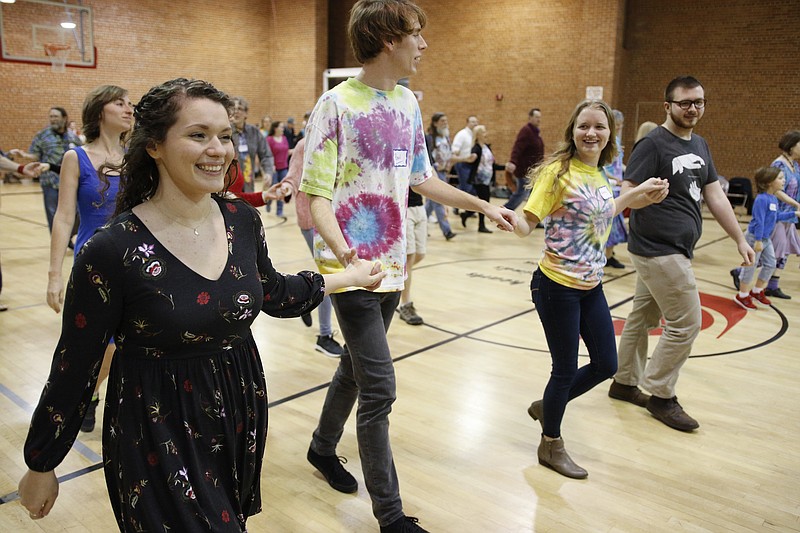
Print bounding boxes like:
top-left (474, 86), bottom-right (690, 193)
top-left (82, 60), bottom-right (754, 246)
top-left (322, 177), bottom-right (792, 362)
top-left (1, 0), bottom-right (797, 180)
top-left (619, 0), bottom-right (800, 179)
top-left (0, 0), bottom-right (327, 152)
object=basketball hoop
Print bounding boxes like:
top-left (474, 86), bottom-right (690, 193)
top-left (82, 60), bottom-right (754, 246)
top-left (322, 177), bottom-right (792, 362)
top-left (43, 43), bottom-right (70, 73)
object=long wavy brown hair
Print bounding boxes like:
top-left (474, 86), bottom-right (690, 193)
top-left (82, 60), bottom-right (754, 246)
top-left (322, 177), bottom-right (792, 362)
top-left (102, 78), bottom-right (237, 217)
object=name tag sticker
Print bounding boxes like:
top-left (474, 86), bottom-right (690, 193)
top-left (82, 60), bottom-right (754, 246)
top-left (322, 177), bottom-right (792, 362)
top-left (393, 149), bottom-right (408, 167)
top-left (598, 186), bottom-right (613, 200)
top-left (769, 203), bottom-right (777, 211)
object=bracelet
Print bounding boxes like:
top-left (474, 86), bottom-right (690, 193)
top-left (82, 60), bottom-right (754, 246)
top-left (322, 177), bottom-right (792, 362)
top-left (17, 164), bottom-right (25, 174)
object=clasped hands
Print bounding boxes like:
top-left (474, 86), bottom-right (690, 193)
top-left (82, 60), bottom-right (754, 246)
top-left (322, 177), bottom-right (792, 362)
top-left (338, 248), bottom-right (385, 291)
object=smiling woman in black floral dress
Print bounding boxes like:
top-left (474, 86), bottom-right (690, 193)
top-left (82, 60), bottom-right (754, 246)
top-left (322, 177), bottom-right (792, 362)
top-left (18, 78), bottom-right (385, 532)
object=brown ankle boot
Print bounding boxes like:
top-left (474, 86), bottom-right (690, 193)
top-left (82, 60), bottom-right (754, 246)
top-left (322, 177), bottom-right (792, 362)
top-left (527, 400), bottom-right (543, 429)
top-left (537, 436), bottom-right (588, 479)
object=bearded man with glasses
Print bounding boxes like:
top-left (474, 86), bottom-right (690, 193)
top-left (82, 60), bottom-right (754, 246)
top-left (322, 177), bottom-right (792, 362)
top-left (608, 76), bottom-right (755, 431)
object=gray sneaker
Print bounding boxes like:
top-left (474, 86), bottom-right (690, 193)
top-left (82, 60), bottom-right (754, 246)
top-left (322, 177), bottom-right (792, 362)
top-left (397, 302), bottom-right (423, 325)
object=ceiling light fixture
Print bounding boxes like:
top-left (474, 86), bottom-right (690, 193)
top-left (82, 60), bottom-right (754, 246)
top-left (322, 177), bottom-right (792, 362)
top-left (60, 10), bottom-right (76, 29)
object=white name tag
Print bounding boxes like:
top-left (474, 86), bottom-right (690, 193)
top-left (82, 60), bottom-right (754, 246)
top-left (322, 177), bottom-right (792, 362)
top-left (598, 185), bottom-right (613, 200)
top-left (393, 149), bottom-right (408, 167)
top-left (769, 203), bottom-right (777, 211)
top-left (238, 137), bottom-right (249, 154)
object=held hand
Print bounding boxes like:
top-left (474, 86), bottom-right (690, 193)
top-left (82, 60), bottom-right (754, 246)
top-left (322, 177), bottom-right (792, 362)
top-left (18, 469), bottom-right (59, 520)
top-left (8, 148), bottom-right (23, 158)
top-left (338, 247), bottom-right (358, 267)
top-left (738, 241), bottom-right (756, 267)
top-left (23, 162), bottom-right (48, 178)
top-left (262, 182), bottom-right (285, 202)
top-left (639, 177), bottom-right (669, 205)
top-left (466, 153), bottom-right (477, 163)
top-left (345, 259), bottom-right (386, 291)
top-left (505, 162), bottom-right (517, 174)
top-left (485, 205), bottom-right (518, 232)
top-left (754, 240), bottom-right (763, 253)
top-left (46, 276), bottom-right (64, 313)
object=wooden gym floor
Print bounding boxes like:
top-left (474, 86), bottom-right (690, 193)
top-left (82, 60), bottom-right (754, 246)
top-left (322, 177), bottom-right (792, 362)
top-left (0, 180), bottom-right (798, 532)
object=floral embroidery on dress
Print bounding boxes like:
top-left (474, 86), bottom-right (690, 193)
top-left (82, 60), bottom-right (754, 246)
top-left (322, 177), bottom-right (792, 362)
top-left (85, 265), bottom-right (111, 303)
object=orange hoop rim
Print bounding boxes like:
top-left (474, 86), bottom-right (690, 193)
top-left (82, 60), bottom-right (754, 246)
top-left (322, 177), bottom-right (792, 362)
top-left (43, 43), bottom-right (71, 56)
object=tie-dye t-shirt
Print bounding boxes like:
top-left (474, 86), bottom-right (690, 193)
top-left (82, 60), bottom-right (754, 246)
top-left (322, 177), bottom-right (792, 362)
top-left (300, 77), bottom-right (432, 292)
top-left (524, 158), bottom-right (615, 289)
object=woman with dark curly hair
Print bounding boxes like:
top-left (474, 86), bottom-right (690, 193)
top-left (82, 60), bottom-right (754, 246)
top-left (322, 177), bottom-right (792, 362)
top-left (18, 78), bottom-right (384, 531)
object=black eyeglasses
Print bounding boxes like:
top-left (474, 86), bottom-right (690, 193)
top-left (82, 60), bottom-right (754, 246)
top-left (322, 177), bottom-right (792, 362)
top-left (668, 99), bottom-right (707, 110)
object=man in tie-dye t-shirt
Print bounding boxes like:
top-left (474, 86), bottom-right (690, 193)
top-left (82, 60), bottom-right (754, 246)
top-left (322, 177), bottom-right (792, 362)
top-left (299, 2), bottom-right (517, 532)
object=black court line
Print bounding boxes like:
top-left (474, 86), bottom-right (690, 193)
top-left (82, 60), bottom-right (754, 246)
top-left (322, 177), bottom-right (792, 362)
top-left (0, 463), bottom-right (104, 504)
top-left (0, 230), bottom-right (784, 504)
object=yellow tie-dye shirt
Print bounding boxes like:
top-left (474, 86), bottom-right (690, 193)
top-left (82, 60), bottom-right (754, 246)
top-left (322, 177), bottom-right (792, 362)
top-left (523, 158), bottom-right (615, 289)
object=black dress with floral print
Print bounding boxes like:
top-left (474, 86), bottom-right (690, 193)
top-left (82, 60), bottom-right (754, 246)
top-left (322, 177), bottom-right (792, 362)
top-left (24, 197), bottom-right (325, 532)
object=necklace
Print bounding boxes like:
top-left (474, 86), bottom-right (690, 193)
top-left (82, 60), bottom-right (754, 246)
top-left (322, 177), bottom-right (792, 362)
top-left (152, 200), bottom-right (213, 236)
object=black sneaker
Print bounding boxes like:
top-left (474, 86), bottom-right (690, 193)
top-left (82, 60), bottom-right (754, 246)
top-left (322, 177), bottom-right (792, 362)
top-left (729, 269), bottom-right (740, 291)
top-left (765, 288), bottom-right (791, 299)
top-left (444, 231), bottom-right (457, 240)
top-left (606, 255), bottom-right (625, 269)
top-left (315, 335), bottom-right (343, 357)
top-left (380, 516), bottom-right (429, 533)
top-left (301, 313), bottom-right (313, 327)
top-left (307, 447), bottom-right (358, 493)
top-left (81, 397), bottom-right (99, 432)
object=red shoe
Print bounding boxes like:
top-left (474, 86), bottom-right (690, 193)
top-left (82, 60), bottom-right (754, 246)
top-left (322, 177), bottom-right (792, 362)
top-left (750, 290), bottom-right (772, 306)
top-left (734, 293), bottom-right (757, 310)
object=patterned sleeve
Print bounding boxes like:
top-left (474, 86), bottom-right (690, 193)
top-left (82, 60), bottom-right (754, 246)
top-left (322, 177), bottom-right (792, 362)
top-left (299, 96), bottom-right (338, 200)
top-left (409, 100), bottom-right (433, 186)
top-left (523, 162), bottom-right (563, 221)
top-left (24, 229), bottom-right (125, 472)
top-left (248, 205), bottom-right (325, 318)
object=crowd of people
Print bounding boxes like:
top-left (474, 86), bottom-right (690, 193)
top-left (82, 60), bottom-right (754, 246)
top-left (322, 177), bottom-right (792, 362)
top-left (2, 0), bottom-right (797, 532)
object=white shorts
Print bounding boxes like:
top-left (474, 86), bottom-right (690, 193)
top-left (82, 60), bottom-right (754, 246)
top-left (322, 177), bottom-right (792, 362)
top-left (405, 205), bottom-right (427, 255)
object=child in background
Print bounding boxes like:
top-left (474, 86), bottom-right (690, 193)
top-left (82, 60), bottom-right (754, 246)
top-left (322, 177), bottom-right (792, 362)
top-left (734, 167), bottom-right (800, 309)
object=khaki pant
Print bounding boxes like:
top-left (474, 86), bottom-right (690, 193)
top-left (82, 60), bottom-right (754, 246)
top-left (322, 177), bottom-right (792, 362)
top-left (615, 253), bottom-right (702, 398)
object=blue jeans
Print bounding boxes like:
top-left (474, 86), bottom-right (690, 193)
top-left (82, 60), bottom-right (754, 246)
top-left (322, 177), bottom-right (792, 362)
top-left (42, 184), bottom-right (58, 232)
top-left (270, 168), bottom-right (288, 215)
top-left (455, 162), bottom-right (475, 195)
top-left (740, 231), bottom-right (776, 285)
top-left (301, 228), bottom-right (334, 336)
top-left (311, 290), bottom-right (403, 526)
top-left (531, 269), bottom-right (618, 438)
top-left (502, 177), bottom-right (531, 210)
top-left (425, 171), bottom-right (452, 236)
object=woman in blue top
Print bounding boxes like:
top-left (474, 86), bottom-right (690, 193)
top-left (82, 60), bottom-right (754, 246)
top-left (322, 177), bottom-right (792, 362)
top-left (734, 166), bottom-right (800, 309)
top-left (46, 85), bottom-right (133, 431)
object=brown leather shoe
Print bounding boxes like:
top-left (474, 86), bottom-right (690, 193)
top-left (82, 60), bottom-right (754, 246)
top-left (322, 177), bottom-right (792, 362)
top-left (646, 396), bottom-right (699, 431)
top-left (537, 436), bottom-right (588, 479)
top-left (608, 380), bottom-right (650, 407)
top-left (527, 400), bottom-right (543, 428)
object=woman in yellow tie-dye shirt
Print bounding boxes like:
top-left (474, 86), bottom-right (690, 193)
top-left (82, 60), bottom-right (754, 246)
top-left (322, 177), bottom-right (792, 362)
top-left (514, 99), bottom-right (669, 479)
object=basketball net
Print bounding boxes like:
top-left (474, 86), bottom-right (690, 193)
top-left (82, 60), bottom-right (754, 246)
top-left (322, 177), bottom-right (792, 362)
top-left (43, 43), bottom-right (70, 73)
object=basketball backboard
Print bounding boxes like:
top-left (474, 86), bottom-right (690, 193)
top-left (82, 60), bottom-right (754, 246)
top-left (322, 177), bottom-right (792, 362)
top-left (0, 0), bottom-right (95, 68)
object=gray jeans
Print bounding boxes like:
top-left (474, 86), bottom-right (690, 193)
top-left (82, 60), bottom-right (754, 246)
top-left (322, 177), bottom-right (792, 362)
top-left (310, 289), bottom-right (403, 526)
top-left (615, 253), bottom-right (702, 398)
